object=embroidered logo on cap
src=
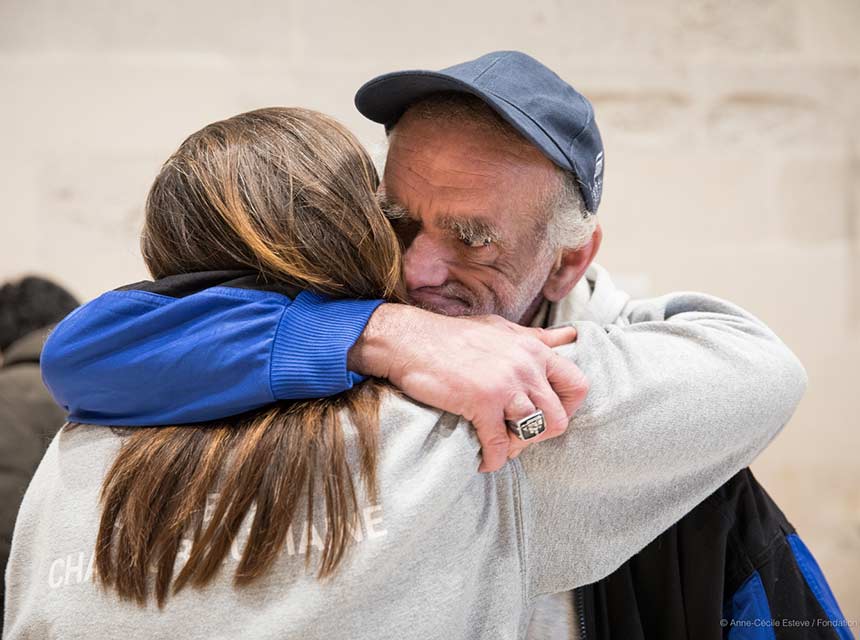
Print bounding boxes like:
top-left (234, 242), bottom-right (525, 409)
top-left (591, 151), bottom-right (604, 206)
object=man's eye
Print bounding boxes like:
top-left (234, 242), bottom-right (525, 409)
top-left (391, 218), bottom-right (420, 248)
top-left (461, 236), bottom-right (494, 249)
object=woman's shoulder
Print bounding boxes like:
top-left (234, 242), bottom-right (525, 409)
top-left (371, 392), bottom-right (481, 464)
top-left (348, 392), bottom-right (497, 509)
top-left (10, 425), bottom-right (121, 550)
top-left (34, 424), bottom-right (125, 492)
top-left (57, 423), bottom-right (126, 456)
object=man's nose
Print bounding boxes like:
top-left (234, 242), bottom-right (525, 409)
top-left (403, 232), bottom-right (450, 290)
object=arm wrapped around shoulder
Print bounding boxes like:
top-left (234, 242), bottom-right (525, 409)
top-left (518, 291), bottom-right (807, 598)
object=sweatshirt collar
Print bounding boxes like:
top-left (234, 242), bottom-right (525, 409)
top-left (531, 262), bottom-right (631, 328)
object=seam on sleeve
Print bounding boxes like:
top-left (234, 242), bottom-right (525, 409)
top-left (509, 458), bottom-right (531, 607)
top-left (268, 303), bottom-right (291, 403)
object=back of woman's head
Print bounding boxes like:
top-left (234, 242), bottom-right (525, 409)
top-left (142, 107), bottom-right (402, 301)
top-left (94, 108), bottom-right (402, 608)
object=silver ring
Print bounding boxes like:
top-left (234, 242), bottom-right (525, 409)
top-left (506, 409), bottom-right (546, 441)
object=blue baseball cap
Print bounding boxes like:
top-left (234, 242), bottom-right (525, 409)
top-left (354, 50), bottom-right (604, 213)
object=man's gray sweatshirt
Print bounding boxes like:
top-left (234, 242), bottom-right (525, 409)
top-left (3, 263), bottom-right (808, 639)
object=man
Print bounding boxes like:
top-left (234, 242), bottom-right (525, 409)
top-left (0, 276), bottom-right (79, 632)
top-left (34, 52), bottom-right (847, 637)
top-left (349, 54), bottom-right (849, 636)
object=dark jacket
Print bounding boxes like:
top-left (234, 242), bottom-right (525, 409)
top-left (0, 329), bottom-right (67, 628)
top-left (576, 468), bottom-right (854, 639)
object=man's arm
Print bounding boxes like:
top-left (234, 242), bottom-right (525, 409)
top-left (517, 291), bottom-right (808, 596)
top-left (348, 304), bottom-right (587, 471)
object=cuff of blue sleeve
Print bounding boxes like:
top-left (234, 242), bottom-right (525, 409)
top-left (270, 291), bottom-right (385, 400)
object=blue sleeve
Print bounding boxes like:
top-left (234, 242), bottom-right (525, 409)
top-left (40, 287), bottom-right (384, 426)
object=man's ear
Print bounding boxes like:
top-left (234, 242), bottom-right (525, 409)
top-left (542, 222), bottom-right (603, 303)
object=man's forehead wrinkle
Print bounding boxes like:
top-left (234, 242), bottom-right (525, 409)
top-left (440, 150), bottom-right (528, 180)
top-left (389, 160), bottom-right (498, 207)
top-left (438, 160), bottom-right (510, 180)
top-left (393, 126), bottom-right (528, 172)
top-left (383, 164), bottom-right (427, 207)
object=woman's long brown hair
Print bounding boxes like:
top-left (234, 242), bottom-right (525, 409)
top-left (91, 108), bottom-right (405, 607)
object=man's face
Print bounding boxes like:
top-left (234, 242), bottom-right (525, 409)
top-left (380, 113), bottom-right (562, 323)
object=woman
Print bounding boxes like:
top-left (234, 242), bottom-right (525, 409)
top-left (3, 107), bottom-right (804, 639)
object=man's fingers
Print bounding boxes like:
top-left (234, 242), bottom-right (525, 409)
top-left (503, 392), bottom-right (536, 423)
top-left (502, 392), bottom-right (537, 461)
top-left (507, 430), bottom-right (528, 459)
top-left (506, 383), bottom-right (569, 463)
top-left (528, 384), bottom-right (569, 437)
top-left (473, 411), bottom-right (511, 473)
top-left (473, 314), bottom-right (576, 348)
top-left (503, 389), bottom-right (567, 459)
top-left (546, 353), bottom-right (590, 418)
top-left (531, 325), bottom-right (577, 348)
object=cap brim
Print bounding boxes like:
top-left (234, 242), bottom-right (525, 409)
top-left (355, 71), bottom-right (489, 125)
top-left (354, 70), bottom-right (571, 173)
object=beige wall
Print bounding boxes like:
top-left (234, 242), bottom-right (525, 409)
top-left (2, 0), bottom-right (858, 620)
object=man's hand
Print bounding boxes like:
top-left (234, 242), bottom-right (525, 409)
top-left (347, 304), bottom-right (589, 472)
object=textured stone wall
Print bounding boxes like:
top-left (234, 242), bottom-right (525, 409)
top-left (2, 0), bottom-right (858, 619)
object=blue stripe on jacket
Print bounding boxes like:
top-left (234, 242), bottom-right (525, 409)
top-left (787, 534), bottom-right (854, 640)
